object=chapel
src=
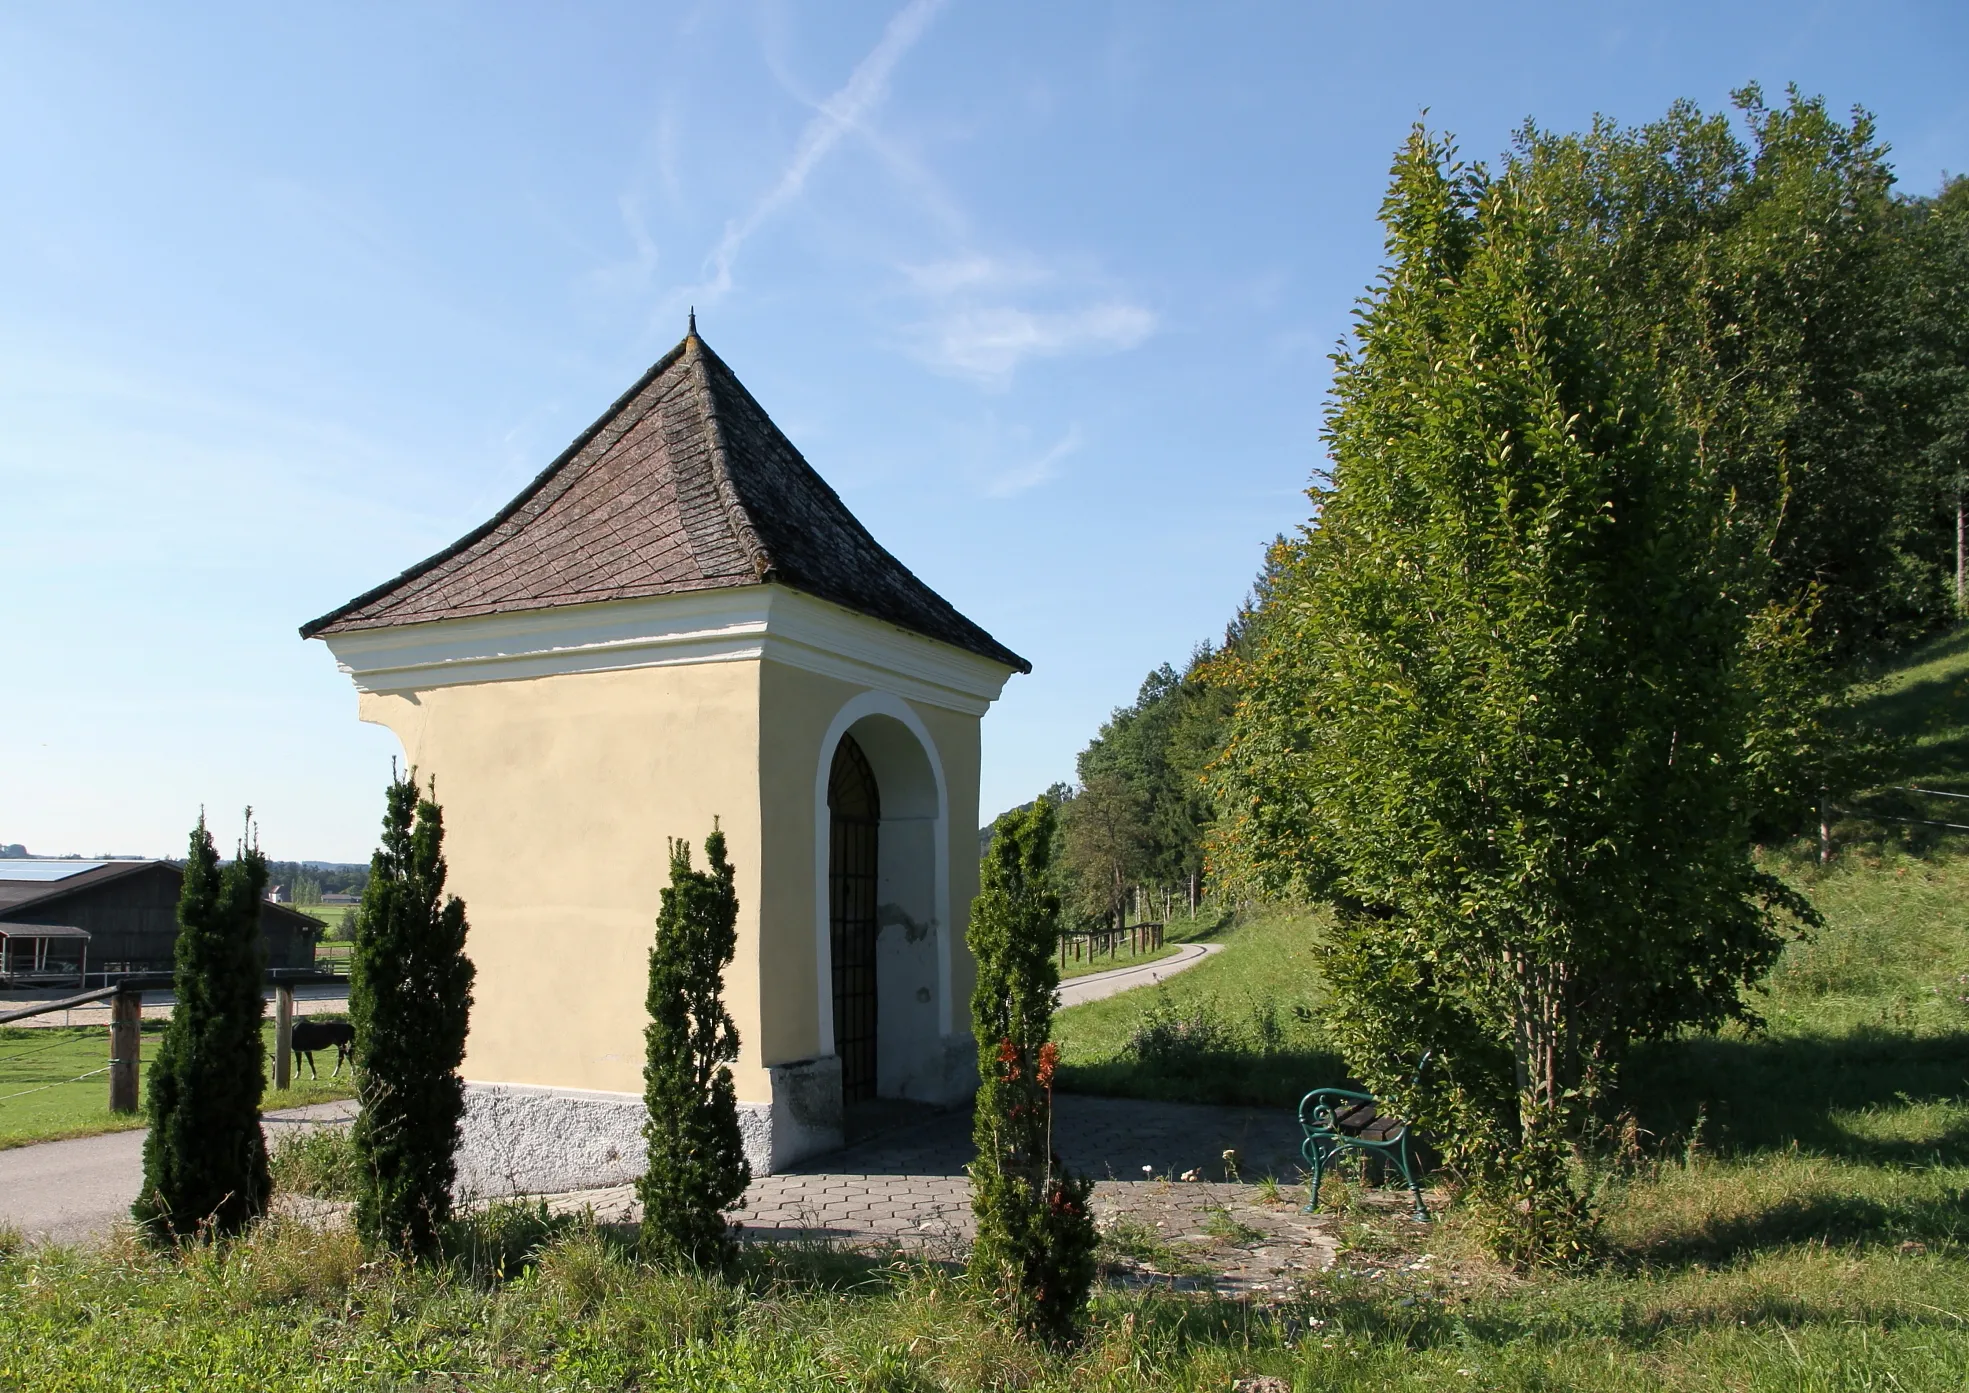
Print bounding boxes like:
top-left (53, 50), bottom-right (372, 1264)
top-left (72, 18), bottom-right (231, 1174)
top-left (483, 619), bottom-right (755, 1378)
top-left (303, 324), bottom-right (1026, 1192)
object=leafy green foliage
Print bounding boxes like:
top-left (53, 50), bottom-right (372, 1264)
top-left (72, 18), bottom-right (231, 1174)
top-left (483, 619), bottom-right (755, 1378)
top-left (968, 800), bottom-right (1096, 1344)
top-left (1512, 88), bottom-right (1960, 660)
top-left (349, 770), bottom-right (475, 1257)
top-left (1213, 125), bottom-right (1829, 1262)
top-left (638, 826), bottom-right (750, 1273)
top-left (134, 814), bottom-right (272, 1243)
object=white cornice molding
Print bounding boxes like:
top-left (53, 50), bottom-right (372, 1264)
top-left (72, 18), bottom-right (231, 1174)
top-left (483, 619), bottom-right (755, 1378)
top-left (316, 586), bottom-right (1018, 715)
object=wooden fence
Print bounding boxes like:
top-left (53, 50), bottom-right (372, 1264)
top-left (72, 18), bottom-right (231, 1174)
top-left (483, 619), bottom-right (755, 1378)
top-left (1059, 921), bottom-right (1165, 967)
top-left (0, 969), bottom-right (347, 1114)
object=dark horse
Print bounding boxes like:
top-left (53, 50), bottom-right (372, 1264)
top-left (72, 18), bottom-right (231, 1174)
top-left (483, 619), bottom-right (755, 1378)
top-left (290, 1018), bottom-right (355, 1079)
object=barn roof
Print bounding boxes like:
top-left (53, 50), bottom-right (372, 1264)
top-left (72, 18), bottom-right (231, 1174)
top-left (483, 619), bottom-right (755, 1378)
top-left (0, 860), bottom-right (325, 934)
top-left (0, 860), bottom-right (154, 912)
top-left (299, 328), bottom-right (1029, 673)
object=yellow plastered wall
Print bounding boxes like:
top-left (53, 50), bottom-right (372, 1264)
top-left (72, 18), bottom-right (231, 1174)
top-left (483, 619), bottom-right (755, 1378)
top-left (755, 660), bottom-right (982, 1066)
top-left (356, 650), bottom-right (985, 1108)
top-left (358, 659), bottom-right (769, 1101)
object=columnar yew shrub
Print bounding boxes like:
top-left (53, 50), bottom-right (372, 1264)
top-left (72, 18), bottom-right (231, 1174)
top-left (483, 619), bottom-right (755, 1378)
top-left (134, 814), bottom-right (272, 1242)
top-left (638, 826), bottom-right (749, 1272)
top-left (350, 770), bottom-right (474, 1257)
top-left (967, 799), bottom-right (1096, 1344)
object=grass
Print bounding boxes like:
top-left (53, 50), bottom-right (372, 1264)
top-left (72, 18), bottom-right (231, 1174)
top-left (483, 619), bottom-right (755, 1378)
top-left (0, 1017), bottom-right (356, 1150)
top-left (268, 1125), bottom-right (363, 1200)
top-left (1053, 904), bottom-right (1346, 1106)
top-left (0, 1177), bottom-right (1963, 1390)
top-left (300, 903), bottom-right (357, 936)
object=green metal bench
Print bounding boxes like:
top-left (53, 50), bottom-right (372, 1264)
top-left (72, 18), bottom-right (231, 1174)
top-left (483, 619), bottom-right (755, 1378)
top-left (1298, 1052), bottom-right (1431, 1222)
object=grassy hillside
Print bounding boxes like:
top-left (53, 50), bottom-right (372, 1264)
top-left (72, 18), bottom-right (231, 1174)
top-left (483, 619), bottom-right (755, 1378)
top-left (1057, 623), bottom-right (1969, 1110)
top-left (1053, 906), bottom-right (1343, 1104)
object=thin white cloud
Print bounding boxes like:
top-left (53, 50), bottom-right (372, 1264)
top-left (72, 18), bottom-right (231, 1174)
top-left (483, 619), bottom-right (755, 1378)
top-left (901, 254), bottom-right (1048, 297)
top-left (984, 424), bottom-right (1081, 498)
top-left (918, 302), bottom-right (1157, 384)
top-left (694, 0), bottom-right (946, 302)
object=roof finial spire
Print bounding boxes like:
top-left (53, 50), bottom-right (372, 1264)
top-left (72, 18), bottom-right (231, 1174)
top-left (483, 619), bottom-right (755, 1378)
top-left (688, 306), bottom-right (697, 338)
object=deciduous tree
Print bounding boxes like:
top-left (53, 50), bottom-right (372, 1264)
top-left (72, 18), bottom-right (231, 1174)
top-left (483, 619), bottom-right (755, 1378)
top-left (1212, 127), bottom-right (1818, 1263)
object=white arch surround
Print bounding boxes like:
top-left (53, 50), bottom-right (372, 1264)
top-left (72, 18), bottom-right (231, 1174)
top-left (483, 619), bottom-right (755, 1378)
top-left (811, 690), bottom-right (953, 1076)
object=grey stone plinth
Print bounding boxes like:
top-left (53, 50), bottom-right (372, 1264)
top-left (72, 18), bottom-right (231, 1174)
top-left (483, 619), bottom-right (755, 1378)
top-left (456, 1063), bottom-right (858, 1198)
top-left (765, 1056), bottom-right (842, 1169)
top-left (455, 1082), bottom-right (647, 1200)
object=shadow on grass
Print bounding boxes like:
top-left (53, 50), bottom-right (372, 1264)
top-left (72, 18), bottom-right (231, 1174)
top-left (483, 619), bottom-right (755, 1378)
top-left (1057, 1042), bottom-right (1351, 1110)
top-left (1624, 1029), bottom-right (1969, 1166)
top-left (1172, 908), bottom-right (1241, 945)
top-left (1620, 1187), bottom-right (1969, 1270)
top-left (1605, 1026), bottom-right (1969, 1268)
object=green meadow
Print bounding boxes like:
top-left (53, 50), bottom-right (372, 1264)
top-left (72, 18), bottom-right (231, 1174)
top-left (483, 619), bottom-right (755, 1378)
top-left (0, 1018), bottom-right (355, 1151)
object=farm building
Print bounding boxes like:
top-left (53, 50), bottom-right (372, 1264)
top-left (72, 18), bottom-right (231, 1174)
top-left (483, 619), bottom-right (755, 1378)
top-left (0, 923), bottom-right (89, 987)
top-left (0, 859), bottom-right (322, 981)
top-left (304, 323), bottom-right (1027, 1193)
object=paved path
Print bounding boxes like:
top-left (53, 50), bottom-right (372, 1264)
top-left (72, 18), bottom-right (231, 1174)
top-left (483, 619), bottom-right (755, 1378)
top-left (0, 1100), bottom-right (354, 1246)
top-left (547, 1092), bottom-right (1337, 1293)
top-left (1058, 941), bottom-right (1221, 1007)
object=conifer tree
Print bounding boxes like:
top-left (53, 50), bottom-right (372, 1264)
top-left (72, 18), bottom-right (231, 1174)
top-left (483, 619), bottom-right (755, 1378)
top-left (638, 825), bottom-right (749, 1271)
top-left (968, 799), bottom-right (1096, 1344)
top-left (350, 768), bottom-right (474, 1256)
top-left (134, 813), bottom-right (272, 1242)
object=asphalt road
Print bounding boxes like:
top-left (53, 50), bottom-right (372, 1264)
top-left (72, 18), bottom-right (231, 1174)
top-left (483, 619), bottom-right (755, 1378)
top-left (0, 1100), bottom-right (355, 1246)
top-left (1056, 940), bottom-right (1222, 1007)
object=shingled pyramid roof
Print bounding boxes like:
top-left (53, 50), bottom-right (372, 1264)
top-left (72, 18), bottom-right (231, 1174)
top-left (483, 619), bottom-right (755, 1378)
top-left (300, 331), bottom-right (1029, 673)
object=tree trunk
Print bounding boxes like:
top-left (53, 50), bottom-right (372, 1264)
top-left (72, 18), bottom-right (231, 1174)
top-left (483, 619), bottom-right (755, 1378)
top-left (1506, 949), bottom-right (1575, 1144)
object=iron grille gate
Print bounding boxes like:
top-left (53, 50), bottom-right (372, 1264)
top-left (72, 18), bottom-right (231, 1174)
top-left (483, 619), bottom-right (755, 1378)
top-left (828, 735), bottom-right (880, 1105)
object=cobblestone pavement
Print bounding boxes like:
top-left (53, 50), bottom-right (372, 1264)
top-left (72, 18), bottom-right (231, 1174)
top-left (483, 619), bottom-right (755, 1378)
top-left (547, 1093), bottom-right (1364, 1295)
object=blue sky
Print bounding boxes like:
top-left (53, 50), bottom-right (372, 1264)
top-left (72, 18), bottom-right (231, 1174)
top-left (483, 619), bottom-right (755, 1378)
top-left (4, 2), bottom-right (1966, 863)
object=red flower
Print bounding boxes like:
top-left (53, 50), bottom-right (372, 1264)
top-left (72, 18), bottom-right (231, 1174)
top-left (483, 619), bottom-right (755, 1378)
top-left (1036, 1041), bottom-right (1060, 1089)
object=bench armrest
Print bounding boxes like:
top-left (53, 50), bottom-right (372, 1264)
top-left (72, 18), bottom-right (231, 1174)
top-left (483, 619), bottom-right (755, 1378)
top-left (1298, 1087), bottom-right (1376, 1127)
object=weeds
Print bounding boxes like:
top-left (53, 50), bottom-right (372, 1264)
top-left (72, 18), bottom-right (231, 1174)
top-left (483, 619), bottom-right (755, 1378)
top-left (1202, 1206), bottom-right (1263, 1245)
top-left (269, 1125), bottom-right (362, 1199)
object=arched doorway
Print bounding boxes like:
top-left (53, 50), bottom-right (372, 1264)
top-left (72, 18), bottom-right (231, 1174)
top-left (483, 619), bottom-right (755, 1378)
top-left (828, 734), bottom-right (880, 1105)
top-left (815, 699), bottom-right (958, 1122)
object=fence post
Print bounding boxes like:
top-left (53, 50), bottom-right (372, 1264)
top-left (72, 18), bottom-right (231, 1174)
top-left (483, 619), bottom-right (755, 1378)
top-left (109, 987), bottom-right (141, 1114)
top-left (274, 983), bottom-right (295, 1090)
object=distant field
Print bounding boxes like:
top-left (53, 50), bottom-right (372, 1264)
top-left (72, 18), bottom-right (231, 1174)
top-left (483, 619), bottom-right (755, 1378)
top-left (0, 1017), bottom-right (355, 1151)
top-left (299, 903), bottom-right (356, 935)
